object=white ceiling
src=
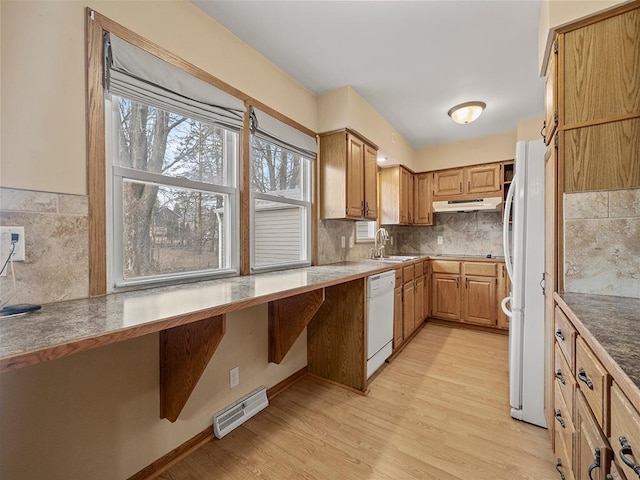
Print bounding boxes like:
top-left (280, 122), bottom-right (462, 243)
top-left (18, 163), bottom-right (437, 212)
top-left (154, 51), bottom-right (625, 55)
top-left (192, 0), bottom-right (545, 149)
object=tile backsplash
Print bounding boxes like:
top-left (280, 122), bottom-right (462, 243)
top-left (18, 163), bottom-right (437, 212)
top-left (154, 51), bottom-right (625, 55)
top-left (0, 187), bottom-right (89, 305)
top-left (564, 188), bottom-right (640, 299)
top-left (388, 211), bottom-right (504, 257)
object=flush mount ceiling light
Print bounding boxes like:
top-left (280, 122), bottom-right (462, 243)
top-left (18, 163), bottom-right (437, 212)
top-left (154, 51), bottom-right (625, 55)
top-left (447, 101), bottom-right (486, 124)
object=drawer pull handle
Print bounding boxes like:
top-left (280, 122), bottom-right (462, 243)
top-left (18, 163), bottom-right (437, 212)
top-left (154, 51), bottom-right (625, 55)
top-left (555, 369), bottom-right (566, 385)
top-left (555, 329), bottom-right (565, 341)
top-left (578, 367), bottom-right (594, 389)
top-left (556, 458), bottom-right (566, 480)
top-left (619, 436), bottom-right (640, 477)
top-left (588, 447), bottom-right (600, 480)
top-left (555, 409), bottom-right (565, 428)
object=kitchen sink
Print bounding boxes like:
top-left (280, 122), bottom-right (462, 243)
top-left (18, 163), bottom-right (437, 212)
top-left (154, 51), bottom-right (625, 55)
top-left (377, 255), bottom-right (419, 263)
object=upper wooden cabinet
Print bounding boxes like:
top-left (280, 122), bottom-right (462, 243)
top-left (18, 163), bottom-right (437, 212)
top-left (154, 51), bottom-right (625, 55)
top-left (413, 172), bottom-right (433, 225)
top-left (466, 164), bottom-right (502, 195)
top-left (433, 169), bottom-right (464, 197)
top-left (319, 129), bottom-right (378, 220)
top-left (563, 9), bottom-right (640, 126)
top-left (379, 165), bottom-right (414, 225)
top-left (552, 5), bottom-right (640, 192)
top-left (433, 164), bottom-right (502, 199)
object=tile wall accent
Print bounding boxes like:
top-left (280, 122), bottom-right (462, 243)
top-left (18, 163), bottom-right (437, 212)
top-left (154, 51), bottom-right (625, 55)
top-left (0, 187), bottom-right (89, 305)
top-left (317, 219), bottom-right (381, 265)
top-left (388, 211), bottom-right (504, 257)
top-left (564, 188), bottom-right (640, 299)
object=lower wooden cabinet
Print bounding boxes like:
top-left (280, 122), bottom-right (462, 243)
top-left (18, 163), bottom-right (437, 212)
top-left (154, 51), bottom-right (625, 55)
top-left (432, 273), bottom-right (460, 320)
top-left (431, 260), bottom-right (506, 329)
top-left (463, 275), bottom-right (496, 326)
top-left (576, 390), bottom-right (612, 480)
top-left (610, 382), bottom-right (640, 480)
top-left (393, 285), bottom-right (403, 349)
top-left (553, 299), bottom-right (640, 480)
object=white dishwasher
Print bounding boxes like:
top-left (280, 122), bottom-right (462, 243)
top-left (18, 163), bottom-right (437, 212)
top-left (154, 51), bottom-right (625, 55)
top-left (367, 270), bottom-right (395, 378)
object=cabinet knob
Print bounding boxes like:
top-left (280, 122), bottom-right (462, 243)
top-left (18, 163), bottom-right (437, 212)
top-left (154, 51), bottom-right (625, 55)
top-left (555, 369), bottom-right (565, 385)
top-left (555, 329), bottom-right (565, 341)
top-left (556, 458), bottom-right (566, 480)
top-left (554, 409), bottom-right (565, 428)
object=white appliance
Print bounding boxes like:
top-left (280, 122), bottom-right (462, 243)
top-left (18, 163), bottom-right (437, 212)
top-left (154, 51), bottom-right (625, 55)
top-left (501, 139), bottom-right (546, 428)
top-left (367, 270), bottom-right (395, 378)
top-left (432, 196), bottom-right (502, 213)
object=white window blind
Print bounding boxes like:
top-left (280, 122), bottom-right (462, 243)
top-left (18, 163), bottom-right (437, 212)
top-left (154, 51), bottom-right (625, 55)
top-left (252, 107), bottom-right (316, 158)
top-left (105, 33), bottom-right (245, 129)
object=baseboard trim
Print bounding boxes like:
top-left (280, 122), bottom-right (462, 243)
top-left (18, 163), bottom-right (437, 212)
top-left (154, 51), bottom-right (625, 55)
top-left (127, 366), bottom-right (308, 480)
top-left (428, 318), bottom-right (508, 335)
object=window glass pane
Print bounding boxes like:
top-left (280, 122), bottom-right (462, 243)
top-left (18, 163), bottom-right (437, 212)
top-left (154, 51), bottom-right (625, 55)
top-left (250, 137), bottom-right (308, 200)
top-left (355, 221), bottom-right (376, 242)
top-left (253, 198), bottom-right (306, 268)
top-left (121, 180), bottom-right (229, 280)
top-left (116, 97), bottom-right (237, 187)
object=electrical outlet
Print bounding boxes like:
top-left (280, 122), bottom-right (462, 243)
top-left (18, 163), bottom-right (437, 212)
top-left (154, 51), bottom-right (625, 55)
top-left (229, 366), bottom-right (239, 388)
top-left (349, 236), bottom-right (354, 248)
top-left (437, 235), bottom-right (444, 245)
top-left (341, 236), bottom-right (346, 248)
top-left (390, 236), bottom-right (394, 246)
top-left (0, 227), bottom-right (25, 276)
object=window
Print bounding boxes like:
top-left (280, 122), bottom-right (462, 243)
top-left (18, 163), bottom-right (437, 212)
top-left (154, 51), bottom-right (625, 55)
top-left (250, 108), bottom-right (315, 272)
top-left (355, 221), bottom-right (377, 242)
top-left (103, 33), bottom-right (244, 288)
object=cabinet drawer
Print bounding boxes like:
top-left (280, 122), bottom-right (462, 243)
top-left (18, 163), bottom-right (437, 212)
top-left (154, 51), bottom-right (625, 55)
top-left (414, 260), bottom-right (424, 278)
top-left (576, 390), bottom-right (611, 480)
top-left (555, 306), bottom-right (576, 370)
top-left (576, 337), bottom-right (610, 432)
top-left (431, 260), bottom-right (460, 274)
top-left (555, 380), bottom-right (575, 450)
top-left (555, 343), bottom-right (576, 422)
top-left (463, 262), bottom-right (496, 277)
top-left (610, 383), bottom-right (640, 480)
top-left (395, 268), bottom-right (403, 287)
top-left (402, 265), bottom-right (414, 283)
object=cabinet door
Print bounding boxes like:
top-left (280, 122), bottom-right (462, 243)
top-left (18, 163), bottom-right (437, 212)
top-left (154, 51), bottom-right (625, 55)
top-left (576, 391), bottom-right (611, 480)
top-left (610, 383), bottom-right (640, 480)
top-left (544, 38), bottom-right (558, 145)
top-left (563, 9), bottom-right (640, 126)
top-left (463, 275), bottom-right (496, 326)
top-left (423, 263), bottom-right (431, 319)
top-left (413, 172), bottom-right (433, 225)
top-left (363, 143), bottom-right (378, 220)
top-left (431, 274), bottom-right (460, 321)
top-left (346, 133), bottom-right (364, 218)
top-left (400, 167), bottom-right (412, 224)
top-left (465, 164), bottom-right (501, 195)
top-left (433, 169), bottom-right (463, 197)
top-left (414, 276), bottom-right (424, 330)
top-left (497, 264), bottom-right (510, 329)
top-left (403, 282), bottom-right (415, 338)
top-left (393, 286), bottom-right (403, 350)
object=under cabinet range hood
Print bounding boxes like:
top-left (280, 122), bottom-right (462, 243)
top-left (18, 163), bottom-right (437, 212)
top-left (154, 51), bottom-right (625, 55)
top-left (432, 196), bottom-right (502, 213)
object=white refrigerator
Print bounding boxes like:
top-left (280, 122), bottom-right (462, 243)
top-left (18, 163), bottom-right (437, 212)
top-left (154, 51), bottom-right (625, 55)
top-left (501, 139), bottom-right (546, 428)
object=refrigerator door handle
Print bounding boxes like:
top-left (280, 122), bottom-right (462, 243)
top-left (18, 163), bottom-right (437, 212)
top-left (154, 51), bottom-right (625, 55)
top-left (501, 296), bottom-right (513, 317)
top-left (502, 175), bottom-right (517, 282)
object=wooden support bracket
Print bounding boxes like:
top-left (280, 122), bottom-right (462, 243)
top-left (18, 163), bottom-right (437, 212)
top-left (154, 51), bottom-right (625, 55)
top-left (160, 314), bottom-right (226, 422)
top-left (268, 289), bottom-right (325, 364)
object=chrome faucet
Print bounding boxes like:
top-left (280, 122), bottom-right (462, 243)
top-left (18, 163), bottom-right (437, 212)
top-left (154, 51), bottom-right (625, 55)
top-left (372, 227), bottom-right (390, 259)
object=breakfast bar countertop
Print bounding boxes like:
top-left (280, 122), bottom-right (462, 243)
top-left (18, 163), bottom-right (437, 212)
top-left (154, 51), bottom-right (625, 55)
top-left (556, 292), bottom-right (640, 391)
top-left (0, 260), bottom-right (400, 373)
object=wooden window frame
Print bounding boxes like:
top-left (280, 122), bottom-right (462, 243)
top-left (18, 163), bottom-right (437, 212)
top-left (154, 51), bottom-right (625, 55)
top-left (85, 8), bottom-right (317, 295)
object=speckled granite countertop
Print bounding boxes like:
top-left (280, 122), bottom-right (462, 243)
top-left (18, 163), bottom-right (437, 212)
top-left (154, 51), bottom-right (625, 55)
top-left (557, 292), bottom-right (640, 390)
top-left (0, 261), bottom-right (399, 372)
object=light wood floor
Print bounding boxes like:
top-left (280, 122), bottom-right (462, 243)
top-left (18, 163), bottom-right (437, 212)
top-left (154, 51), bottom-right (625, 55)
top-left (159, 322), bottom-right (557, 480)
